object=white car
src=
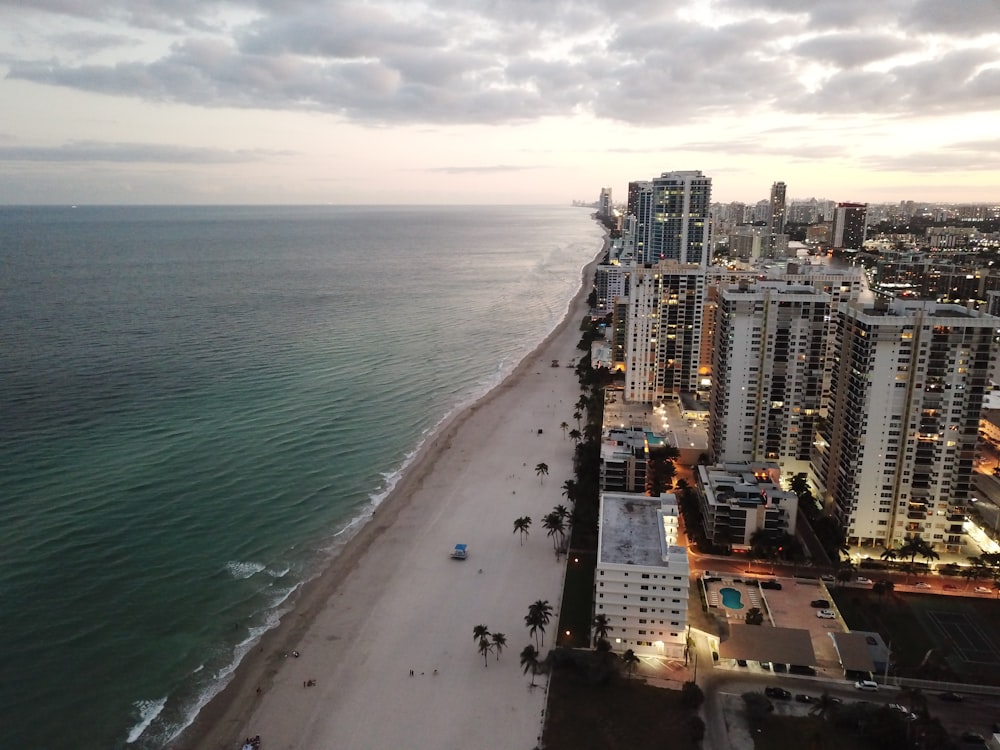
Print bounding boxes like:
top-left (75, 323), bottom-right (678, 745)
top-left (855, 679), bottom-right (879, 691)
top-left (975, 586), bottom-right (992, 594)
top-left (856, 576), bottom-right (872, 584)
top-left (816, 609), bottom-right (837, 619)
top-left (914, 582), bottom-right (932, 589)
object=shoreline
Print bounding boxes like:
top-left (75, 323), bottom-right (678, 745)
top-left (172, 225), bottom-right (608, 749)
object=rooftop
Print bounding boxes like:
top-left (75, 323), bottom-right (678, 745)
top-left (599, 492), bottom-right (688, 569)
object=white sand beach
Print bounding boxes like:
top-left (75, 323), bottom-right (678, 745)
top-left (176, 247), bottom-right (604, 750)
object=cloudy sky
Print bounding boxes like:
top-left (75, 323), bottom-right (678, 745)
top-left (2, 0), bottom-right (999, 205)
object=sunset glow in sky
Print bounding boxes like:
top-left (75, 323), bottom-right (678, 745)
top-left (2, 0), bottom-right (1000, 205)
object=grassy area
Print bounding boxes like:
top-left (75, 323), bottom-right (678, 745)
top-left (754, 715), bottom-right (871, 750)
top-left (543, 668), bottom-right (699, 750)
top-left (556, 550), bottom-right (597, 648)
top-left (830, 588), bottom-right (1000, 684)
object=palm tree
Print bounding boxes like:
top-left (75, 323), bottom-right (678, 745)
top-left (576, 394), bottom-right (590, 413)
top-left (745, 607), bottom-right (765, 626)
top-left (513, 516), bottom-right (531, 545)
top-left (478, 636), bottom-right (492, 667)
top-left (621, 649), bottom-right (639, 680)
top-left (491, 632), bottom-right (507, 662)
top-left (561, 480), bottom-right (578, 503)
top-left (568, 428), bottom-right (582, 443)
top-left (525, 600), bottom-right (553, 648)
top-left (573, 410), bottom-right (582, 429)
top-left (560, 421), bottom-right (569, 438)
top-left (473, 624), bottom-right (490, 642)
top-left (899, 685), bottom-right (926, 716)
top-left (520, 645), bottom-right (539, 687)
top-left (880, 547), bottom-right (898, 566)
top-left (535, 462), bottom-right (549, 484)
top-left (592, 613), bottom-right (612, 646)
top-left (809, 692), bottom-right (841, 720)
top-left (542, 512), bottom-right (565, 552)
top-left (920, 544), bottom-right (940, 567)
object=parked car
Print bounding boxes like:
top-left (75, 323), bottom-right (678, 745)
top-left (961, 732), bottom-right (985, 745)
top-left (765, 686), bottom-right (791, 700)
top-left (820, 574), bottom-right (836, 582)
top-left (773, 662), bottom-right (787, 673)
top-left (856, 576), bottom-right (872, 584)
top-left (761, 579), bottom-right (783, 590)
top-left (944, 584), bottom-right (958, 590)
top-left (795, 694), bottom-right (817, 704)
top-left (810, 599), bottom-right (831, 608)
top-left (855, 680), bottom-right (879, 691)
top-left (975, 586), bottom-right (991, 594)
top-left (789, 665), bottom-right (817, 676)
top-left (736, 659), bottom-right (748, 667)
top-left (914, 582), bottom-right (932, 589)
top-left (939, 691), bottom-right (964, 702)
top-left (888, 704), bottom-right (918, 720)
top-left (817, 609), bottom-right (837, 619)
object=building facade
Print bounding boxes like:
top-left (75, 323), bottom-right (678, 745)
top-left (812, 298), bottom-right (999, 551)
top-left (832, 202), bottom-right (868, 250)
top-left (709, 282), bottom-right (828, 466)
top-left (623, 262), bottom-right (706, 403)
top-left (595, 492), bottom-right (689, 657)
top-left (637, 170), bottom-right (713, 267)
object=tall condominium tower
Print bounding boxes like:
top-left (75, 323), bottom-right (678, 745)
top-left (598, 187), bottom-right (613, 218)
top-left (812, 298), bottom-right (999, 552)
top-left (636, 170), bottom-right (712, 267)
top-left (624, 262), bottom-right (706, 403)
top-left (768, 181), bottom-right (787, 258)
top-left (832, 202), bottom-right (867, 250)
top-left (709, 282), bottom-right (828, 466)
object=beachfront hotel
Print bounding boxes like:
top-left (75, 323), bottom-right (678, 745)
top-left (595, 492), bottom-right (689, 658)
top-left (812, 297), bottom-right (1000, 551)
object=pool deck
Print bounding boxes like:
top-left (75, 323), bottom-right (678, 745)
top-left (705, 577), bottom-right (765, 620)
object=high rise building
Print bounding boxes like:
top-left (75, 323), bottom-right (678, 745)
top-left (623, 262), bottom-right (706, 403)
top-left (812, 298), bottom-right (999, 552)
top-left (638, 171), bottom-right (712, 267)
top-left (832, 202), bottom-right (868, 250)
top-left (709, 282), bottom-right (828, 465)
top-left (598, 187), bottom-right (613, 218)
top-left (768, 181), bottom-right (788, 258)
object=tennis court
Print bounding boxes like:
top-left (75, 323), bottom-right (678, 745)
top-left (923, 609), bottom-right (1000, 665)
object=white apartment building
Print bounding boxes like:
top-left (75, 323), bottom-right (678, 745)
top-left (623, 262), bottom-right (706, 403)
top-left (595, 492), bottom-right (689, 658)
top-left (813, 298), bottom-right (1000, 551)
top-left (696, 462), bottom-right (799, 549)
top-left (709, 282), bottom-right (828, 469)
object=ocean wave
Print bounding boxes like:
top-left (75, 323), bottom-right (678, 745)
top-left (126, 697), bottom-right (166, 744)
top-left (226, 561), bottom-right (266, 579)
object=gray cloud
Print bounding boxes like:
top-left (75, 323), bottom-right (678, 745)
top-left (862, 136), bottom-right (1000, 172)
top-left (0, 140), bottom-right (289, 162)
top-left (4, 0), bottom-right (1000, 127)
top-left (792, 33), bottom-right (911, 68)
top-left (425, 164), bottom-right (539, 174)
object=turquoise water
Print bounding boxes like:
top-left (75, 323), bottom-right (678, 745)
top-left (0, 205), bottom-right (604, 750)
top-left (720, 587), bottom-right (745, 609)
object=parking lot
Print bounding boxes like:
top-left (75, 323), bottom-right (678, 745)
top-left (704, 573), bottom-right (848, 671)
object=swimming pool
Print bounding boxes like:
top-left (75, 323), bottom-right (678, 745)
top-left (720, 587), bottom-right (744, 610)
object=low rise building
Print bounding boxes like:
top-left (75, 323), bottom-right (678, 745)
top-left (696, 462), bottom-right (799, 549)
top-left (600, 427), bottom-right (648, 493)
top-left (595, 492), bottom-right (689, 658)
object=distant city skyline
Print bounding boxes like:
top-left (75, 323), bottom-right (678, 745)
top-left (2, 1), bottom-right (1000, 205)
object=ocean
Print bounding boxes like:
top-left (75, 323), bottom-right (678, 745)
top-left (0, 205), bottom-right (604, 750)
